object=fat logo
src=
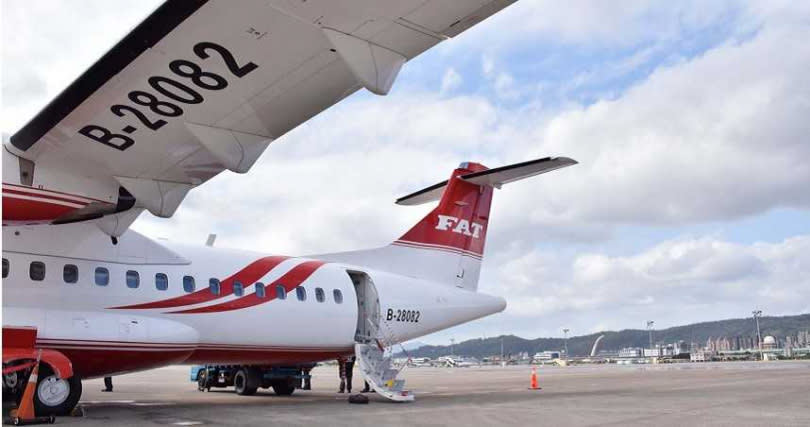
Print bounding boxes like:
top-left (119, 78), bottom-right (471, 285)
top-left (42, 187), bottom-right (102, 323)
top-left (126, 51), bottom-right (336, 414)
top-left (435, 215), bottom-right (484, 238)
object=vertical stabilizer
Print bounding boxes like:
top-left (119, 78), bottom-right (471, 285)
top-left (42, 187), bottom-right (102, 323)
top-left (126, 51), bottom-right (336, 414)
top-left (317, 157), bottom-right (576, 291)
top-left (391, 162), bottom-right (493, 290)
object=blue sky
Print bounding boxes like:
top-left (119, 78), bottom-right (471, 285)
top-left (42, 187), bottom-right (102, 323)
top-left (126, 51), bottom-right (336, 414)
top-left (3, 1), bottom-right (809, 345)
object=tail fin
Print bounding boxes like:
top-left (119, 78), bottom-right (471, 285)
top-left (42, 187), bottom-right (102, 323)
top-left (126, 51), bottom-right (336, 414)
top-left (393, 161), bottom-right (493, 263)
top-left (318, 157), bottom-right (576, 291)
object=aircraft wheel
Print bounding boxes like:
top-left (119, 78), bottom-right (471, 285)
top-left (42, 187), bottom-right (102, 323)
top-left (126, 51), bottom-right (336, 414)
top-left (33, 365), bottom-right (82, 416)
top-left (233, 369), bottom-right (257, 396)
top-left (271, 378), bottom-right (296, 396)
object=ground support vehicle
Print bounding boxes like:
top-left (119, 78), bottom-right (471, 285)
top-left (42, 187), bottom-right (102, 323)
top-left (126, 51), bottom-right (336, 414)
top-left (191, 364), bottom-right (314, 396)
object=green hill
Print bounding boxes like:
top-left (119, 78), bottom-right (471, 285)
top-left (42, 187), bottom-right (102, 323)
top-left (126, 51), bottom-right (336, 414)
top-left (397, 313), bottom-right (810, 358)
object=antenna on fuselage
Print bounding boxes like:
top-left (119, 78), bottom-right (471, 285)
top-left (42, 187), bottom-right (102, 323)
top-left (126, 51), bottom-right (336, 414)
top-left (205, 234), bottom-right (217, 247)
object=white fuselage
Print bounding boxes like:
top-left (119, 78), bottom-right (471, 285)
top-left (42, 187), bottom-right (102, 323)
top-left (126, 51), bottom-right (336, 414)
top-left (2, 222), bottom-right (505, 378)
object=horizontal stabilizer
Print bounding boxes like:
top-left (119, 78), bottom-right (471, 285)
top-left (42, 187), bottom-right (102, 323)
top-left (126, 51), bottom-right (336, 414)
top-left (460, 156), bottom-right (578, 187)
top-left (395, 180), bottom-right (449, 206)
top-left (396, 156), bottom-right (577, 206)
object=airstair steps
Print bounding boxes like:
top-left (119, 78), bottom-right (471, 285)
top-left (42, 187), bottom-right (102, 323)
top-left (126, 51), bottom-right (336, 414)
top-left (354, 342), bottom-right (414, 402)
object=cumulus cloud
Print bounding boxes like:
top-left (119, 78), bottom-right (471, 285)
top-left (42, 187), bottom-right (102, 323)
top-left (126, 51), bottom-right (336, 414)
top-left (534, 25), bottom-right (810, 222)
top-left (449, 0), bottom-right (785, 51)
top-left (486, 16), bottom-right (810, 248)
top-left (487, 235), bottom-right (810, 329)
top-left (1, 0), bottom-right (162, 132)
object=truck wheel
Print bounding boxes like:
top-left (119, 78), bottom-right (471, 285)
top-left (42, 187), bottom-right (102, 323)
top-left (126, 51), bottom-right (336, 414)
top-left (271, 378), bottom-right (296, 396)
top-left (33, 365), bottom-right (82, 416)
top-left (233, 369), bottom-right (257, 396)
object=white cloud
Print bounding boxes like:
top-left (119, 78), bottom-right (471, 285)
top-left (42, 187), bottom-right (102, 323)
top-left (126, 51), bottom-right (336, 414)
top-left (478, 55), bottom-right (520, 100)
top-left (440, 68), bottom-right (463, 94)
top-left (447, 0), bottom-right (787, 52)
top-left (491, 19), bottom-right (810, 239)
top-left (1, 0), bottom-right (162, 133)
top-left (479, 235), bottom-right (810, 338)
top-left (493, 72), bottom-right (519, 100)
top-left (481, 55), bottom-right (495, 77)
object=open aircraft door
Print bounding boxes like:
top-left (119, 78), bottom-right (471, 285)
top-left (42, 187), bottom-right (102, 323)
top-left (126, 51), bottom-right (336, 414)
top-left (348, 271), bottom-right (413, 402)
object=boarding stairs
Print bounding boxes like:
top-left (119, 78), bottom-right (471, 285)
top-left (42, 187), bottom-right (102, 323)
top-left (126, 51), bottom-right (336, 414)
top-left (354, 341), bottom-right (414, 402)
top-left (354, 318), bottom-right (414, 402)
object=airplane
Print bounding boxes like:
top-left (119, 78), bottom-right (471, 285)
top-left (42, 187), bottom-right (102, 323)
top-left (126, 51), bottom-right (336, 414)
top-left (408, 357), bottom-right (434, 367)
top-left (2, 0), bottom-right (577, 416)
top-left (436, 356), bottom-right (477, 368)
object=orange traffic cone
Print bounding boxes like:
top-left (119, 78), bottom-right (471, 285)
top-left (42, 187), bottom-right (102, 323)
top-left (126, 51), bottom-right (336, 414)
top-left (10, 350), bottom-right (55, 424)
top-left (529, 366), bottom-right (541, 390)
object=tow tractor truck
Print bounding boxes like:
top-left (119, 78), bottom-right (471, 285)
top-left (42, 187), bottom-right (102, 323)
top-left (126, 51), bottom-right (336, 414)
top-left (191, 364), bottom-right (314, 396)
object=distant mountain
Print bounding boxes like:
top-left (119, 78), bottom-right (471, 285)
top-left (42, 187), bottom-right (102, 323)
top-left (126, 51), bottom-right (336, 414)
top-left (399, 341), bottom-right (429, 351)
top-left (396, 313), bottom-right (810, 358)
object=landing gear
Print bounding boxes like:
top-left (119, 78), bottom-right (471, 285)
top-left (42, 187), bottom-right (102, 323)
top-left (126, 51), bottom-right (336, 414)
top-left (33, 365), bottom-right (82, 416)
top-left (233, 368), bottom-right (258, 396)
top-left (271, 378), bottom-right (296, 396)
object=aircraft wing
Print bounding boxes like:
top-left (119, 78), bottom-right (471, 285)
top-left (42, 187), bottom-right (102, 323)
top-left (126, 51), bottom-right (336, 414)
top-left (7, 0), bottom-right (515, 226)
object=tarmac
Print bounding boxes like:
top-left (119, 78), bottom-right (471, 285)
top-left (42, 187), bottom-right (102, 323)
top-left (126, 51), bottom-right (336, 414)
top-left (5, 361), bottom-right (810, 426)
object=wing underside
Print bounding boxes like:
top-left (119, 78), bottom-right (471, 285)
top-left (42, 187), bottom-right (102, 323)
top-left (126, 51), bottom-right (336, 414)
top-left (5, 0), bottom-right (516, 233)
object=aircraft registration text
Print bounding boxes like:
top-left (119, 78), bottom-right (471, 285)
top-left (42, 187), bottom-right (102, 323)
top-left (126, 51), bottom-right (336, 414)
top-left (78, 41), bottom-right (258, 151)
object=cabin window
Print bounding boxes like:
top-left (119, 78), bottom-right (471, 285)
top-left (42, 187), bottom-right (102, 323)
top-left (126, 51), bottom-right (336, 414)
top-left (256, 282), bottom-right (265, 298)
top-left (126, 270), bottom-right (140, 288)
top-left (296, 287), bottom-right (307, 302)
top-left (210, 278), bottom-right (221, 295)
top-left (315, 287), bottom-right (325, 303)
top-left (333, 289), bottom-right (343, 304)
top-left (183, 276), bottom-right (195, 293)
top-left (29, 261), bottom-right (45, 281)
top-left (95, 267), bottom-right (109, 286)
top-left (63, 264), bottom-right (78, 284)
top-left (233, 281), bottom-right (244, 296)
top-left (276, 285), bottom-right (286, 300)
top-left (2, 258), bottom-right (9, 278)
top-left (155, 273), bottom-right (168, 291)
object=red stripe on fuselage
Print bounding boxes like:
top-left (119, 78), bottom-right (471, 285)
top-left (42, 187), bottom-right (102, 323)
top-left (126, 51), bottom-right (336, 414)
top-left (109, 256), bottom-right (291, 310)
top-left (168, 260), bottom-right (325, 314)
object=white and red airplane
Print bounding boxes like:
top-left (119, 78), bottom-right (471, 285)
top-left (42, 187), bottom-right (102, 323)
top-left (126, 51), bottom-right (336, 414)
top-left (2, 0), bottom-right (576, 416)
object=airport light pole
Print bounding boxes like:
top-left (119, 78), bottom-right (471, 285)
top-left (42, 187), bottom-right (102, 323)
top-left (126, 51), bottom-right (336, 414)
top-left (450, 338), bottom-right (456, 357)
top-left (563, 328), bottom-right (570, 363)
top-left (752, 310), bottom-right (762, 360)
top-left (646, 321), bottom-right (655, 358)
